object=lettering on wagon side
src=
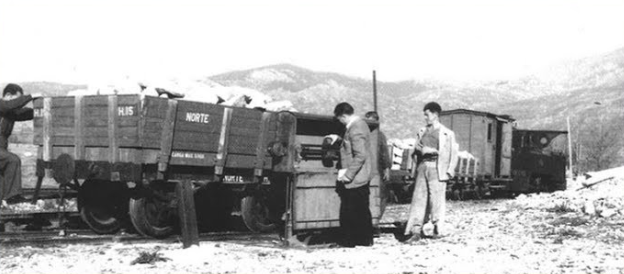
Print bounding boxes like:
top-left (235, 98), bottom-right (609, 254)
top-left (118, 105), bottom-right (136, 116)
top-left (171, 151), bottom-right (206, 159)
top-left (185, 112), bottom-right (210, 124)
top-left (34, 108), bottom-right (43, 118)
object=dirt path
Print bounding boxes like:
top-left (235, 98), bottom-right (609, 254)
top-left (2, 198), bottom-right (622, 274)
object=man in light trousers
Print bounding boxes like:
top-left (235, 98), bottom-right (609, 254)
top-left (404, 102), bottom-right (458, 243)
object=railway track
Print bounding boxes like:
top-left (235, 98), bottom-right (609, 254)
top-left (0, 229), bottom-right (281, 247)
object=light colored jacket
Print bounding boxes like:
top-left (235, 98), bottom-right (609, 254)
top-left (339, 117), bottom-right (373, 189)
top-left (412, 123), bottom-right (459, 181)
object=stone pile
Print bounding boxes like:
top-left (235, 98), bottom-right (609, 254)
top-left (1, 198), bottom-right (77, 214)
top-left (67, 76), bottom-right (297, 112)
top-left (511, 166), bottom-right (624, 219)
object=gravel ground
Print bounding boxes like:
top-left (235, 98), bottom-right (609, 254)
top-left (2, 195), bottom-right (623, 274)
top-left (3, 144), bottom-right (623, 273)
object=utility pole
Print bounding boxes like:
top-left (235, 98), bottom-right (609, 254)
top-left (567, 115), bottom-right (573, 178)
top-left (372, 70), bottom-right (378, 112)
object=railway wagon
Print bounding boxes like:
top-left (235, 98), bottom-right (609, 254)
top-left (32, 95), bottom-right (382, 239)
top-left (439, 109), bottom-right (567, 198)
top-left (439, 109), bottom-right (514, 198)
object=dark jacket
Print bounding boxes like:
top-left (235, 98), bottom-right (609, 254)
top-left (0, 95), bottom-right (33, 149)
top-left (378, 130), bottom-right (391, 172)
top-left (338, 117), bottom-right (372, 189)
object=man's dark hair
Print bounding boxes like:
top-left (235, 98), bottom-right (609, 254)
top-left (3, 83), bottom-right (24, 96)
top-left (334, 102), bottom-right (354, 117)
top-left (423, 102), bottom-right (442, 114)
top-left (364, 111), bottom-right (379, 121)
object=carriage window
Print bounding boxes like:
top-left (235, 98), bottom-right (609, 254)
top-left (487, 123), bottom-right (492, 142)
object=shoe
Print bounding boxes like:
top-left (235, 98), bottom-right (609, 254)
top-left (404, 234), bottom-right (422, 244)
top-left (355, 239), bottom-right (374, 247)
top-left (429, 234), bottom-right (447, 240)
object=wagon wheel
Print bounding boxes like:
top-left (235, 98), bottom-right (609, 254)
top-left (241, 193), bottom-right (277, 233)
top-left (129, 183), bottom-right (177, 238)
top-left (78, 180), bottom-right (129, 234)
top-left (474, 185), bottom-right (486, 200)
top-left (452, 188), bottom-right (464, 201)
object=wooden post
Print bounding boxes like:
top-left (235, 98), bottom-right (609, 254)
top-left (176, 180), bottom-right (199, 248)
top-left (215, 107), bottom-right (233, 176)
top-left (372, 70), bottom-right (378, 112)
top-left (567, 116), bottom-right (573, 178)
top-left (157, 99), bottom-right (178, 180)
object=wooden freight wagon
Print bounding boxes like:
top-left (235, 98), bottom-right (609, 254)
top-left (439, 109), bottom-right (515, 198)
top-left (32, 95), bottom-right (382, 240)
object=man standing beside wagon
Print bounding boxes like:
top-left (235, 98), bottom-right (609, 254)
top-left (403, 102), bottom-right (459, 243)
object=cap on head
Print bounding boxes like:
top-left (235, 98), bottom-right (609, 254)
top-left (365, 111), bottom-right (379, 121)
top-left (423, 102), bottom-right (442, 114)
top-left (3, 83), bottom-right (24, 97)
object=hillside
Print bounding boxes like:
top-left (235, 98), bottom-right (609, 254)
top-left (207, 48), bottom-right (623, 139)
top-left (4, 47), bottom-right (622, 170)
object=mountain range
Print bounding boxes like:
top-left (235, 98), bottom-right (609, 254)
top-left (4, 47), bottom-right (623, 167)
top-left (209, 48), bottom-right (624, 138)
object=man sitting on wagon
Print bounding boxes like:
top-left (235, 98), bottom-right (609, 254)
top-left (1, 83), bottom-right (40, 204)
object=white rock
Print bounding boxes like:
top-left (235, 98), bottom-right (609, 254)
top-left (582, 200), bottom-right (596, 215)
top-left (599, 208), bottom-right (617, 218)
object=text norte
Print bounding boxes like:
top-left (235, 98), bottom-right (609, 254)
top-left (185, 112), bottom-right (210, 124)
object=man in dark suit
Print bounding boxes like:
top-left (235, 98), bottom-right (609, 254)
top-left (329, 102), bottom-right (374, 247)
top-left (1, 84), bottom-right (39, 204)
top-left (365, 111), bottom-right (392, 214)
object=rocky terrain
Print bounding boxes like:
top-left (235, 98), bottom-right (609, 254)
top-left (1, 173), bottom-right (622, 274)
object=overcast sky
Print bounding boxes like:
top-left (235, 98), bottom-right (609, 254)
top-left (1, 0), bottom-right (623, 84)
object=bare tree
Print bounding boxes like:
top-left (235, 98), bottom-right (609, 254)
top-left (577, 115), bottom-right (624, 172)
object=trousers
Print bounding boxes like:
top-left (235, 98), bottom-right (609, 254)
top-left (0, 148), bottom-right (22, 201)
top-left (404, 161), bottom-right (447, 235)
top-left (337, 182), bottom-right (373, 247)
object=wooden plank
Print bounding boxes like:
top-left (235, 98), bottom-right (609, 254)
top-left (176, 180), bottom-right (199, 248)
top-left (51, 136), bottom-right (75, 146)
top-left (84, 118), bottom-right (112, 127)
top-left (51, 127), bottom-right (77, 137)
top-left (116, 94), bottom-right (141, 104)
top-left (50, 97), bottom-right (75, 107)
top-left (118, 118), bottom-right (140, 128)
top-left (227, 135), bottom-right (262, 155)
top-left (157, 99), bottom-right (178, 179)
top-left (51, 118), bottom-right (74, 127)
top-left (108, 96), bottom-right (119, 164)
top-left (253, 112), bottom-right (273, 177)
top-left (83, 96), bottom-right (109, 106)
top-left (83, 137), bottom-right (110, 147)
top-left (49, 107), bottom-right (75, 116)
top-left (42, 98), bottom-right (52, 162)
top-left (214, 107), bottom-right (233, 175)
top-left (272, 112), bottom-right (297, 173)
top-left (294, 172), bottom-right (338, 188)
top-left (171, 132), bottom-right (220, 152)
top-left (74, 96), bottom-right (85, 160)
top-left (225, 154), bottom-right (271, 169)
